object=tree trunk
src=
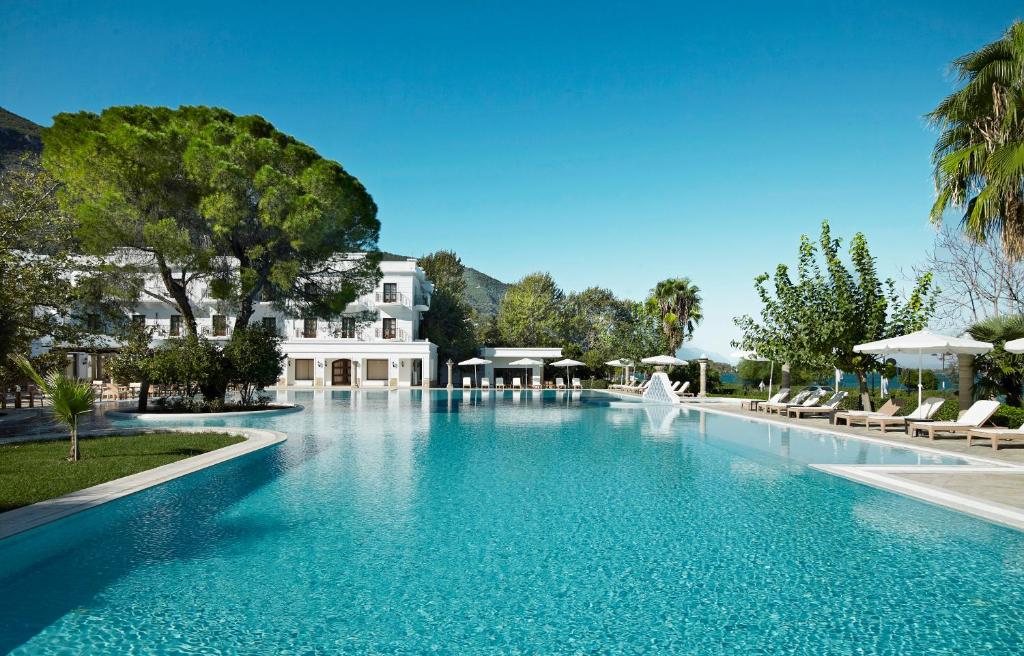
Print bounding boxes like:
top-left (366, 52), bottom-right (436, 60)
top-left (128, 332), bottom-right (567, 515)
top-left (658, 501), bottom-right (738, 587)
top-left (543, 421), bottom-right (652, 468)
top-left (958, 354), bottom-right (975, 411)
top-left (235, 293), bottom-right (254, 331)
top-left (68, 422), bottom-right (80, 461)
top-left (137, 376), bottom-right (150, 412)
top-left (856, 370), bottom-right (871, 411)
top-left (856, 370), bottom-right (868, 396)
top-left (781, 363), bottom-right (791, 389)
top-left (155, 254), bottom-right (198, 337)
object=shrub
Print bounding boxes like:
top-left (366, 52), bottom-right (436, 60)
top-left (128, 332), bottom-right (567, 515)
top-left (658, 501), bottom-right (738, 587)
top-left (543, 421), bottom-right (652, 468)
top-left (223, 325), bottom-right (284, 405)
top-left (668, 362), bottom-right (721, 393)
top-left (149, 336), bottom-right (228, 403)
top-left (838, 390), bottom-right (957, 413)
top-left (993, 405), bottom-right (1024, 428)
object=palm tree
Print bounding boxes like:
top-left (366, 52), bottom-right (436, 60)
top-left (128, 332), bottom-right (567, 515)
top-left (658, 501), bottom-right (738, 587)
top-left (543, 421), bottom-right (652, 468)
top-left (647, 278), bottom-right (703, 356)
top-left (929, 20), bottom-right (1024, 257)
top-left (12, 355), bottom-right (94, 461)
top-left (967, 314), bottom-right (1024, 406)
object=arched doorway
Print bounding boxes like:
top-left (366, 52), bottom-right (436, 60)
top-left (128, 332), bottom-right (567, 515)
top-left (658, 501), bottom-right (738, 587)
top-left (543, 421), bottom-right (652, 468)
top-left (331, 359), bottom-right (352, 386)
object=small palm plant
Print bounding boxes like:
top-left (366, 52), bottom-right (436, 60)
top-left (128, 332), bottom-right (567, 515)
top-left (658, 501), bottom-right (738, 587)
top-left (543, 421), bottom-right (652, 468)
top-left (12, 355), bottom-right (94, 461)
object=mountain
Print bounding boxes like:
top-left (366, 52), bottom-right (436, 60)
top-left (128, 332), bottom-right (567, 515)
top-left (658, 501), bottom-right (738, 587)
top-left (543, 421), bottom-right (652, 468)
top-left (380, 252), bottom-right (509, 317)
top-left (0, 107), bottom-right (43, 169)
top-left (678, 345), bottom-right (737, 365)
top-left (462, 267), bottom-right (508, 317)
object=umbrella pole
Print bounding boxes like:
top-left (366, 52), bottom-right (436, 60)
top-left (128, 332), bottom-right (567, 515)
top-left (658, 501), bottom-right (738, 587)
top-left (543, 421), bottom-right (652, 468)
top-left (768, 361), bottom-right (774, 398)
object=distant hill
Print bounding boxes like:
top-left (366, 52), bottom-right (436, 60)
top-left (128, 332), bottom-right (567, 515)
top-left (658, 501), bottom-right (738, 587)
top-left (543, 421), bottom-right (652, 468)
top-left (380, 252), bottom-right (509, 317)
top-left (0, 107), bottom-right (43, 169)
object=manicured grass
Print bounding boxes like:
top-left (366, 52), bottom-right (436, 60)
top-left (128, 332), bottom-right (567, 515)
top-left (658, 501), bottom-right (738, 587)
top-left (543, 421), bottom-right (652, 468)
top-left (0, 432), bottom-right (244, 512)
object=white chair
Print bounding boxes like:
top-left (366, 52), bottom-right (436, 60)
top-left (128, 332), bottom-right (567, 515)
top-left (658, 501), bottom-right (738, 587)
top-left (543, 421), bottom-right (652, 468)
top-left (496, 377), bottom-right (506, 389)
top-left (669, 381), bottom-right (681, 392)
top-left (556, 377), bottom-right (566, 389)
top-left (512, 377), bottom-right (522, 390)
top-left (531, 375), bottom-right (542, 390)
top-left (481, 378), bottom-right (490, 390)
top-left (678, 381), bottom-right (693, 397)
top-left (572, 377), bottom-right (582, 390)
top-left (462, 377), bottom-right (472, 389)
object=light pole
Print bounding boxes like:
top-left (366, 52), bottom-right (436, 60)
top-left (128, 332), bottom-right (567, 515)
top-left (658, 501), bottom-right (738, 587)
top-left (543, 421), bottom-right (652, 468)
top-left (446, 359), bottom-right (454, 390)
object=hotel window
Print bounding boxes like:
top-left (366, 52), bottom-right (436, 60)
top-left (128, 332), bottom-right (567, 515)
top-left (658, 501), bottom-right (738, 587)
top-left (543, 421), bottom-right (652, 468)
top-left (338, 317), bottom-right (356, 339)
top-left (213, 315), bottom-right (228, 337)
top-left (86, 314), bottom-right (100, 331)
top-left (169, 315), bottom-right (181, 337)
top-left (383, 282), bottom-right (398, 303)
top-left (132, 314), bottom-right (146, 327)
top-left (262, 317), bottom-right (277, 334)
top-left (303, 318), bottom-right (318, 338)
top-left (294, 359), bottom-right (314, 381)
top-left (365, 359), bottom-right (388, 381)
top-left (382, 318), bottom-right (396, 339)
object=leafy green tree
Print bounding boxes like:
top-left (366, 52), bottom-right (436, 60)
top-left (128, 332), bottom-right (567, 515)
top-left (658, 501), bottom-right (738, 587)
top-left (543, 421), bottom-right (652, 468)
top-left (929, 20), bottom-right (1024, 257)
top-left (496, 272), bottom-right (565, 347)
top-left (418, 250), bottom-right (479, 370)
top-left (967, 314), bottom-right (1024, 406)
top-left (647, 278), bottom-right (702, 356)
top-left (736, 359), bottom-right (773, 387)
top-left (43, 107), bottom-right (212, 336)
top-left (43, 105), bottom-right (381, 335)
top-left (180, 107), bottom-right (382, 326)
top-left (558, 287), bottom-right (634, 378)
top-left (418, 250), bottom-right (467, 298)
top-left (607, 301), bottom-right (669, 368)
top-left (898, 368), bottom-right (939, 392)
top-left (223, 325), bottom-right (283, 405)
top-left (0, 159), bottom-right (138, 389)
top-left (734, 221), bottom-right (937, 398)
top-left (149, 336), bottom-right (226, 405)
top-left (12, 355), bottom-right (94, 461)
top-left (105, 322), bottom-right (155, 411)
top-left (668, 361), bottom-right (721, 394)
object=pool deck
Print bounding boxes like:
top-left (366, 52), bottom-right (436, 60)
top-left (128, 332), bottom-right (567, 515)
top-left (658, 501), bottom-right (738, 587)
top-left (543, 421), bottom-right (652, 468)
top-left (690, 400), bottom-right (1024, 531)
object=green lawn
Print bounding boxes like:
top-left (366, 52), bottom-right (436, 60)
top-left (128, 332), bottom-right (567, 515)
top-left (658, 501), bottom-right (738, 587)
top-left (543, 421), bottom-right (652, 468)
top-left (0, 432), bottom-right (244, 512)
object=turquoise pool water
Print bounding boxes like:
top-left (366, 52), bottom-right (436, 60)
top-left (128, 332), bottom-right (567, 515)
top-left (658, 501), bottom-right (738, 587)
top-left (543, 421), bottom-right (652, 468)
top-left (1, 390), bottom-right (1022, 654)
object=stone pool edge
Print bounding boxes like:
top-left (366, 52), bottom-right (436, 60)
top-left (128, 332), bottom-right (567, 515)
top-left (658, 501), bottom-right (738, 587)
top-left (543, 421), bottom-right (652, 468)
top-left (686, 401), bottom-right (1024, 531)
top-left (0, 427), bottom-right (287, 541)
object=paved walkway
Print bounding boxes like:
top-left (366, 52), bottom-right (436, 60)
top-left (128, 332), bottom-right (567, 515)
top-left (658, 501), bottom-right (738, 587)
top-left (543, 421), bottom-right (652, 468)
top-left (696, 401), bottom-right (1024, 530)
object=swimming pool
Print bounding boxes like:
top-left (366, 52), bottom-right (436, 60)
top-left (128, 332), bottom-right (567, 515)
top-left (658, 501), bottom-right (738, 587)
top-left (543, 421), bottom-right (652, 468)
top-left (1, 390), bottom-right (1022, 654)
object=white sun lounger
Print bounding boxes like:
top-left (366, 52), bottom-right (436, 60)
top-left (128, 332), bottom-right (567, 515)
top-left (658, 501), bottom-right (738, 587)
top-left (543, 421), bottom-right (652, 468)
top-left (496, 377), bottom-right (505, 389)
top-left (572, 377), bottom-right (582, 390)
top-left (908, 399), bottom-right (1001, 440)
top-left (512, 377), bottom-right (522, 390)
top-left (462, 377), bottom-right (472, 389)
top-left (556, 377), bottom-right (566, 389)
top-left (967, 424), bottom-right (1024, 450)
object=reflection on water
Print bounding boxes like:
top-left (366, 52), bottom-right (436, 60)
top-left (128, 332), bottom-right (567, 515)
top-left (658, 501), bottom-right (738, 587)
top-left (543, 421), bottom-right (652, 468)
top-left (0, 389), bottom-right (1005, 655)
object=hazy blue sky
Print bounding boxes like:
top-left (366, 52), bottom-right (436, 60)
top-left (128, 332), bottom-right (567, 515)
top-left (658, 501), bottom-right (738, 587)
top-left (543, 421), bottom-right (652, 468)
top-left (2, 1), bottom-right (1021, 356)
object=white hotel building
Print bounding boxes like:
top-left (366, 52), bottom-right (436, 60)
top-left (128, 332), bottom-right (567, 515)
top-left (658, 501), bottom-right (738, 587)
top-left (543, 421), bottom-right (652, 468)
top-left (71, 258), bottom-right (438, 388)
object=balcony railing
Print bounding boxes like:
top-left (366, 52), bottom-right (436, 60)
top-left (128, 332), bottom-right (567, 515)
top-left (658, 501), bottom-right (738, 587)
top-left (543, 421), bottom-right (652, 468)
top-left (374, 327), bottom-right (407, 341)
top-left (374, 290), bottom-right (408, 306)
top-left (200, 326), bottom-right (232, 338)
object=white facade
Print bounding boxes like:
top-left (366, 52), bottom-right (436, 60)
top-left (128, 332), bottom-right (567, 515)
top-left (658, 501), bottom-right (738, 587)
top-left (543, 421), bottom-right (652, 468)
top-left (479, 347), bottom-right (563, 385)
top-left (74, 257), bottom-right (437, 388)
